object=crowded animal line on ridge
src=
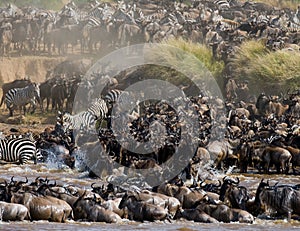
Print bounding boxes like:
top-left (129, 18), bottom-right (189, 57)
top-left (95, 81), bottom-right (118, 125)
top-left (0, 0), bottom-right (299, 57)
top-left (0, 0), bottom-right (299, 226)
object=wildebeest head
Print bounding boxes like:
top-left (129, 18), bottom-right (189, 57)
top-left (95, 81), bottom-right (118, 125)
top-left (219, 176), bottom-right (240, 202)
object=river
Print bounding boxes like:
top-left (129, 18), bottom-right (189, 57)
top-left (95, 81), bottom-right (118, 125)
top-left (1, 160), bottom-right (300, 230)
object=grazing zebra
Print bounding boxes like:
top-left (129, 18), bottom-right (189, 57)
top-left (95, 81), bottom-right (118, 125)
top-left (4, 83), bottom-right (40, 117)
top-left (60, 111), bottom-right (97, 132)
top-left (0, 138), bottom-right (42, 164)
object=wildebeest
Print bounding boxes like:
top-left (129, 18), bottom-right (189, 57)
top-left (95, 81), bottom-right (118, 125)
top-left (174, 207), bottom-right (219, 223)
top-left (11, 192), bottom-right (73, 222)
top-left (157, 183), bottom-right (207, 209)
top-left (72, 192), bottom-right (122, 223)
top-left (0, 201), bottom-right (30, 221)
top-left (284, 146), bottom-right (300, 173)
top-left (197, 201), bottom-right (254, 223)
top-left (118, 193), bottom-right (168, 221)
top-left (219, 177), bottom-right (249, 210)
top-left (0, 23), bottom-right (12, 57)
top-left (261, 146), bottom-right (292, 174)
top-left (256, 179), bottom-right (300, 220)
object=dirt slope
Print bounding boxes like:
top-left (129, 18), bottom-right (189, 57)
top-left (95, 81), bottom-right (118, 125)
top-left (0, 56), bottom-right (66, 84)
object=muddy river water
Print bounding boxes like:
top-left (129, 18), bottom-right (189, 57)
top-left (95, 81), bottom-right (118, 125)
top-left (1, 161), bottom-right (300, 230)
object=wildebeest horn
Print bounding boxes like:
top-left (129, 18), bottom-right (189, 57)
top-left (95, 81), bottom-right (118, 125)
top-left (18, 177), bottom-right (28, 186)
top-left (10, 176), bottom-right (15, 184)
top-left (200, 181), bottom-right (206, 187)
top-left (0, 180), bottom-right (8, 187)
top-left (48, 180), bottom-right (56, 187)
top-left (216, 180), bottom-right (221, 187)
top-left (232, 177), bottom-right (240, 185)
top-left (273, 182), bottom-right (279, 188)
top-left (91, 182), bottom-right (101, 189)
top-left (223, 176), bottom-right (231, 183)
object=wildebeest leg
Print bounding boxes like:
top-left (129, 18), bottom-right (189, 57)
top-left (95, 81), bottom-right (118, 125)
top-left (276, 163), bottom-right (281, 174)
top-left (8, 107), bottom-right (13, 117)
top-left (30, 99), bottom-right (37, 114)
top-left (23, 105), bottom-right (27, 115)
top-left (46, 97), bottom-right (51, 111)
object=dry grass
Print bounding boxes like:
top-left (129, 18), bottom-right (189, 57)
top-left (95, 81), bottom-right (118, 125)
top-left (150, 38), bottom-right (225, 79)
top-left (231, 39), bottom-right (300, 93)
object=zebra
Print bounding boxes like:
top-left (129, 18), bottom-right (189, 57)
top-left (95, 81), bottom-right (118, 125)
top-left (104, 89), bottom-right (136, 114)
top-left (286, 21), bottom-right (300, 32)
top-left (88, 98), bottom-right (108, 121)
top-left (0, 138), bottom-right (42, 164)
top-left (104, 89), bottom-right (133, 106)
top-left (103, 89), bottom-right (139, 128)
top-left (4, 83), bottom-right (40, 117)
top-left (60, 111), bottom-right (98, 132)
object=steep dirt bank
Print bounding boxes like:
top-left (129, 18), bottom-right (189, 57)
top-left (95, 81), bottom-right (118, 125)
top-left (0, 56), bottom-right (66, 84)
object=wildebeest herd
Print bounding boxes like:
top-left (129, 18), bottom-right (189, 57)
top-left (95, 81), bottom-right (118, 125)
top-left (1, 175), bottom-right (300, 223)
top-left (0, 0), bottom-right (300, 226)
top-left (0, 0), bottom-right (299, 57)
top-left (0, 68), bottom-right (299, 224)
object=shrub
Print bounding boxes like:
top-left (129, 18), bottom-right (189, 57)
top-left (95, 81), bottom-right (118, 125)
top-left (231, 39), bottom-right (300, 94)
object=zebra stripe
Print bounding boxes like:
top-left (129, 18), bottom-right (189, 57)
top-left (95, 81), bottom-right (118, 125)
top-left (286, 21), bottom-right (300, 32)
top-left (256, 14), bottom-right (270, 26)
top-left (85, 16), bottom-right (102, 27)
top-left (4, 83), bottom-right (40, 117)
top-left (104, 89), bottom-right (132, 105)
top-left (103, 89), bottom-right (137, 128)
top-left (221, 19), bottom-right (240, 30)
top-left (214, 0), bottom-right (230, 10)
top-left (0, 138), bottom-right (41, 164)
top-left (87, 98), bottom-right (108, 121)
top-left (61, 111), bottom-right (97, 131)
top-left (88, 6), bottom-right (104, 20)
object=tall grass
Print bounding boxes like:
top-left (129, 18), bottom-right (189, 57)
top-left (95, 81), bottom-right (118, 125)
top-left (144, 38), bottom-right (225, 94)
top-left (156, 38), bottom-right (225, 79)
top-left (231, 40), bottom-right (300, 94)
